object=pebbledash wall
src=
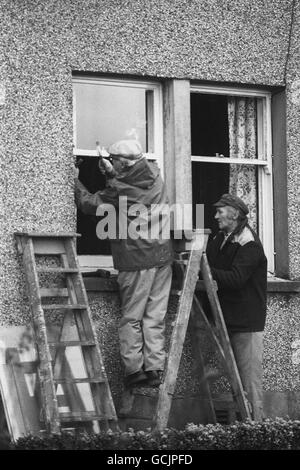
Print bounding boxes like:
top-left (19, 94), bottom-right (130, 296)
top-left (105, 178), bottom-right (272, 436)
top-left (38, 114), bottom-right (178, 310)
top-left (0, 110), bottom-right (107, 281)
top-left (1, 0), bottom-right (300, 427)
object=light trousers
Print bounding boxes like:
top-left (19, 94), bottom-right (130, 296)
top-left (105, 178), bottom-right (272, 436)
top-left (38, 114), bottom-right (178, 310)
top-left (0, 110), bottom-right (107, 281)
top-left (117, 264), bottom-right (172, 376)
top-left (229, 331), bottom-right (264, 421)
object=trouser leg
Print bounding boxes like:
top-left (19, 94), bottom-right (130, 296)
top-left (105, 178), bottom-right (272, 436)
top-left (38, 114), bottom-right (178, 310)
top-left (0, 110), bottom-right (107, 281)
top-left (142, 264), bottom-right (172, 372)
top-left (229, 331), bottom-right (264, 421)
top-left (117, 269), bottom-right (155, 376)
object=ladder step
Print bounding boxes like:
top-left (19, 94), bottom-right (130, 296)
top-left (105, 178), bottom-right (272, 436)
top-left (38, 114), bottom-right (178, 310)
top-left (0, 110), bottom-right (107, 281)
top-left (54, 377), bottom-right (105, 384)
top-left (49, 340), bottom-right (96, 347)
top-left (37, 267), bottom-right (79, 274)
top-left (42, 304), bottom-right (87, 310)
top-left (33, 239), bottom-right (67, 255)
top-left (59, 411), bottom-right (116, 422)
top-left (40, 288), bottom-right (69, 297)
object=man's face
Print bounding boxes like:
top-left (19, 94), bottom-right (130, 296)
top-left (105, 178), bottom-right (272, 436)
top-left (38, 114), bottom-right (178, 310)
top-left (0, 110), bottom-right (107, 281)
top-left (111, 157), bottom-right (126, 173)
top-left (214, 206), bottom-right (238, 233)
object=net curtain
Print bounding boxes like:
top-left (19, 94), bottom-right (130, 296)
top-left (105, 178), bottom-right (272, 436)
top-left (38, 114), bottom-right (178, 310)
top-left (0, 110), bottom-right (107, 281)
top-left (227, 97), bottom-right (258, 231)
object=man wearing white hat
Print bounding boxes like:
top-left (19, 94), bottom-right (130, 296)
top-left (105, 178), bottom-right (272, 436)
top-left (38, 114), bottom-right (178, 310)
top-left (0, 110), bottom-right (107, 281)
top-left (75, 140), bottom-right (173, 389)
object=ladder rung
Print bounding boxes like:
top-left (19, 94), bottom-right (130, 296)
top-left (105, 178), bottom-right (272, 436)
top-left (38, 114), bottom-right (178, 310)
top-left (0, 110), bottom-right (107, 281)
top-left (59, 411), bottom-right (116, 422)
top-left (42, 304), bottom-right (87, 310)
top-left (33, 239), bottom-right (66, 255)
top-left (37, 267), bottom-right (79, 274)
top-left (54, 377), bottom-right (105, 384)
top-left (40, 288), bottom-right (69, 297)
top-left (49, 340), bottom-right (96, 347)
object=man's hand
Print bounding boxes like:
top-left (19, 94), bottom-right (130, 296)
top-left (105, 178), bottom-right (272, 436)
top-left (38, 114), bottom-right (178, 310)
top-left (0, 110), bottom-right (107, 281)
top-left (96, 142), bottom-right (115, 176)
top-left (74, 165), bottom-right (80, 178)
top-left (98, 157), bottom-right (114, 175)
top-left (96, 142), bottom-right (109, 157)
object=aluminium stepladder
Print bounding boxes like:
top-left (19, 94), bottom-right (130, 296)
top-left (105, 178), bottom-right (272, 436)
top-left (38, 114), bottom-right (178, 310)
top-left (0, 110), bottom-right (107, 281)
top-left (15, 232), bottom-right (119, 434)
top-left (154, 230), bottom-right (252, 430)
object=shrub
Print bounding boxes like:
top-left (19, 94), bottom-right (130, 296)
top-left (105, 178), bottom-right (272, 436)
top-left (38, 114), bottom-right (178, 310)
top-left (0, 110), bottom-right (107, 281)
top-left (11, 418), bottom-right (300, 450)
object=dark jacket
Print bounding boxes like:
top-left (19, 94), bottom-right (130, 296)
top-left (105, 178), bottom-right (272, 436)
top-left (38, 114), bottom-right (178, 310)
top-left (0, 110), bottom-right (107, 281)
top-left (75, 158), bottom-right (173, 271)
top-left (206, 226), bottom-right (267, 333)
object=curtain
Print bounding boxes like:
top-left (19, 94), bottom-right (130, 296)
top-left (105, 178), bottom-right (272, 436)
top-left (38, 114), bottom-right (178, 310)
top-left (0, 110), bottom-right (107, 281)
top-left (227, 97), bottom-right (258, 231)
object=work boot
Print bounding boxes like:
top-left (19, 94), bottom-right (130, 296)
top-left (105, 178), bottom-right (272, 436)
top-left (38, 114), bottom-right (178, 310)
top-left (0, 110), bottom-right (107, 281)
top-left (124, 370), bottom-right (148, 388)
top-left (145, 370), bottom-right (163, 387)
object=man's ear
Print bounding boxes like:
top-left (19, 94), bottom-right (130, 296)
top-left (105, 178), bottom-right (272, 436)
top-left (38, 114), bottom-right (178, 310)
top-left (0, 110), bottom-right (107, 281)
top-left (232, 208), bottom-right (240, 220)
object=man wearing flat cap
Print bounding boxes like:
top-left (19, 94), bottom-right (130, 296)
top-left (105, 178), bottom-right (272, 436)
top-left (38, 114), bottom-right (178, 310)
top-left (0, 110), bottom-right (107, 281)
top-left (74, 139), bottom-right (173, 389)
top-left (206, 193), bottom-right (267, 420)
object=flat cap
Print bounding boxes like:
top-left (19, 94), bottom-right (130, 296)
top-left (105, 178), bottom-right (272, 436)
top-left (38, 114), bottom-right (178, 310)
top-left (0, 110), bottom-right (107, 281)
top-left (108, 139), bottom-right (143, 160)
top-left (213, 193), bottom-right (249, 216)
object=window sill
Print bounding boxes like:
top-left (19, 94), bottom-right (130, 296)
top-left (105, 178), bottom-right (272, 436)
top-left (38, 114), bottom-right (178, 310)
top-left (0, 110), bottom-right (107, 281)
top-left (266, 277), bottom-right (300, 293)
top-left (83, 274), bottom-right (300, 294)
top-left (83, 272), bottom-right (118, 292)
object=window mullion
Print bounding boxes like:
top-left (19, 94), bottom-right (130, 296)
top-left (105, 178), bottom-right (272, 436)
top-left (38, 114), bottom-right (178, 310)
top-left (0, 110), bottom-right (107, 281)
top-left (258, 95), bottom-right (274, 273)
top-left (153, 85), bottom-right (164, 173)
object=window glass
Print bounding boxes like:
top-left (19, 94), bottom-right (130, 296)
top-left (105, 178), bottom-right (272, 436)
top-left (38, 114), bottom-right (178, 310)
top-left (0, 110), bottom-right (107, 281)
top-left (190, 89), bottom-right (273, 272)
top-left (74, 81), bottom-right (154, 153)
top-left (191, 94), bottom-right (230, 232)
top-left (191, 93), bottom-right (260, 232)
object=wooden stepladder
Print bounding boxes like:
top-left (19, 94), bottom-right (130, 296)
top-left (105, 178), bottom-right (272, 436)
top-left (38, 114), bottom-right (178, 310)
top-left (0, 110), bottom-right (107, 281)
top-left (154, 230), bottom-right (252, 430)
top-left (15, 232), bottom-right (119, 434)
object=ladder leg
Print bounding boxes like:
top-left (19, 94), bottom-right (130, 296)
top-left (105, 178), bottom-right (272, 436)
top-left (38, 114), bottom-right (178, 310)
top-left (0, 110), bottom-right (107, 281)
top-left (176, 261), bottom-right (217, 424)
top-left (17, 236), bottom-right (61, 434)
top-left (62, 238), bottom-right (119, 431)
top-left (200, 253), bottom-right (252, 420)
top-left (189, 308), bottom-right (217, 424)
top-left (154, 246), bottom-right (203, 431)
top-left (192, 292), bottom-right (226, 363)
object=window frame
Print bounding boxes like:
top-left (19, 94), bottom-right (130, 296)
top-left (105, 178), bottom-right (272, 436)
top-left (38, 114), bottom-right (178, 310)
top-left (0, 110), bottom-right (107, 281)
top-left (73, 76), bottom-right (164, 168)
top-left (190, 84), bottom-right (274, 273)
top-left (72, 75), bottom-right (164, 271)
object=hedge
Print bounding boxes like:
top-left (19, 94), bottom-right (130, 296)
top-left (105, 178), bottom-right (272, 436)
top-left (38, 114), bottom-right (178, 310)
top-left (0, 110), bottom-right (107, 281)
top-left (7, 418), bottom-right (300, 450)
